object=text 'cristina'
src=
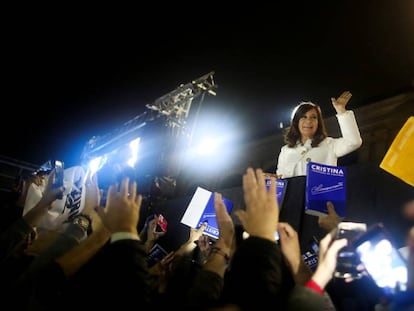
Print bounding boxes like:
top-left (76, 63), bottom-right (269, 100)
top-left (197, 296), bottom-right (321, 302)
top-left (311, 164), bottom-right (344, 176)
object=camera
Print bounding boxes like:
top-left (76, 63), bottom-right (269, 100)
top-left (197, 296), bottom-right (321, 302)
top-left (334, 221), bottom-right (367, 279)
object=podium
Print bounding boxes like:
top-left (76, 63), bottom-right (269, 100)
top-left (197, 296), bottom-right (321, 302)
top-left (279, 176), bottom-right (327, 252)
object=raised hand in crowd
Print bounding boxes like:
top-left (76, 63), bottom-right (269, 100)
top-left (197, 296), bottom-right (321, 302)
top-left (85, 176), bottom-right (151, 308)
top-left (183, 192), bottom-right (236, 310)
top-left (278, 222), bottom-right (337, 311)
top-left (20, 176), bottom-right (152, 310)
top-left (286, 228), bottom-right (348, 311)
top-left (95, 176), bottom-right (141, 237)
top-left (175, 221), bottom-right (208, 256)
top-left (318, 201), bottom-right (342, 232)
top-left (222, 168), bottom-right (286, 310)
top-left (79, 170), bottom-right (105, 234)
top-left (311, 228), bottom-right (348, 290)
top-left (196, 234), bottom-right (213, 260)
top-left (235, 167), bottom-right (278, 242)
top-left (278, 222), bottom-right (313, 285)
top-left (202, 192), bottom-right (235, 276)
top-left (82, 170), bottom-right (100, 212)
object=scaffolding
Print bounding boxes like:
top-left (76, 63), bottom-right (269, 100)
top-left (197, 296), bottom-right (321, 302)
top-left (80, 71), bottom-right (218, 176)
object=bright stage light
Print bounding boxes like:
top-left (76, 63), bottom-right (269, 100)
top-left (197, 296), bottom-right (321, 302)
top-left (86, 136), bottom-right (141, 179)
top-left (195, 137), bottom-right (218, 155)
top-left (126, 137), bottom-right (140, 168)
top-left (183, 111), bottom-right (242, 174)
top-left (88, 155), bottom-right (107, 175)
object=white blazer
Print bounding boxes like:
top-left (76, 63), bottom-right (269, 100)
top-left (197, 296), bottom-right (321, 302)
top-left (276, 110), bottom-right (362, 178)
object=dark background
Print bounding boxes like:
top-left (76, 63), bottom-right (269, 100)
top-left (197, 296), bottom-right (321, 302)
top-left (1, 1), bottom-right (413, 167)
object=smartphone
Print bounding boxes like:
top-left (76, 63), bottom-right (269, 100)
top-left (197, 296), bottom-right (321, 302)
top-left (334, 221), bottom-right (367, 279)
top-left (53, 160), bottom-right (64, 188)
top-left (353, 223), bottom-right (408, 295)
top-left (53, 160), bottom-right (64, 199)
top-left (154, 214), bottom-right (168, 233)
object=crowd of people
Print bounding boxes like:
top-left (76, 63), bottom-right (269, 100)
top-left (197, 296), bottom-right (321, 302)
top-left (0, 91), bottom-right (413, 310)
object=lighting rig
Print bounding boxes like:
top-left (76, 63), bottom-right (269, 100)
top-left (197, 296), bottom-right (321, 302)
top-left (80, 71), bottom-right (217, 197)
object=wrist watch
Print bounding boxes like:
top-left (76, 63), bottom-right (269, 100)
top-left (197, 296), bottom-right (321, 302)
top-left (71, 214), bottom-right (93, 235)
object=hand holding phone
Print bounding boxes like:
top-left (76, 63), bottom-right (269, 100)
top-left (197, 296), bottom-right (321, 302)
top-left (334, 221), bottom-right (367, 279)
top-left (154, 214), bottom-right (168, 233)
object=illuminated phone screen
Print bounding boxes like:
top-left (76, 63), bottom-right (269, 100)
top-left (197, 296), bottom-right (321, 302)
top-left (355, 224), bottom-right (408, 295)
top-left (155, 214), bottom-right (168, 232)
top-left (334, 222), bottom-right (367, 279)
top-left (54, 160), bottom-right (64, 188)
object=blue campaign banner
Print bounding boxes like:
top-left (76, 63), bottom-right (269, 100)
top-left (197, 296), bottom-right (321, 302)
top-left (181, 187), bottom-right (234, 240)
top-left (305, 162), bottom-right (346, 218)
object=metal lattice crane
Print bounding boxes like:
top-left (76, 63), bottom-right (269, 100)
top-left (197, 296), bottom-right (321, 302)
top-left (145, 71), bottom-right (217, 136)
top-left (80, 71), bottom-right (218, 165)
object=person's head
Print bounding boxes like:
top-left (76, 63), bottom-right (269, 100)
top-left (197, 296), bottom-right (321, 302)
top-left (284, 102), bottom-right (327, 147)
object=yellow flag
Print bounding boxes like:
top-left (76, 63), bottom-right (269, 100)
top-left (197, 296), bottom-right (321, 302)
top-left (380, 116), bottom-right (414, 187)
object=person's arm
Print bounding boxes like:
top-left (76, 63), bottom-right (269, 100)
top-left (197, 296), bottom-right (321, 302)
top-left (202, 192), bottom-right (234, 277)
top-left (22, 170), bottom-right (64, 229)
top-left (224, 168), bottom-right (286, 310)
top-left (54, 225), bottom-right (110, 277)
top-left (174, 222), bottom-right (208, 257)
top-left (0, 169), bottom-right (64, 262)
top-left (308, 229), bottom-right (348, 291)
top-left (185, 192), bottom-right (235, 309)
top-left (93, 177), bottom-right (151, 307)
top-left (25, 170), bottom-right (104, 269)
top-left (13, 173), bottom-right (108, 295)
top-left (331, 91), bottom-right (363, 156)
top-left (287, 229), bottom-right (347, 311)
top-left (278, 222), bottom-right (313, 285)
top-left (236, 168), bottom-right (279, 243)
top-left (287, 286), bottom-right (336, 311)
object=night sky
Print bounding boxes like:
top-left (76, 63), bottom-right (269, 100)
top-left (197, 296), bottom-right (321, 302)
top-left (2, 1), bottom-right (413, 168)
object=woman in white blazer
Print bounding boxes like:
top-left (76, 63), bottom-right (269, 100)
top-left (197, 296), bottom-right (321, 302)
top-left (276, 91), bottom-right (362, 179)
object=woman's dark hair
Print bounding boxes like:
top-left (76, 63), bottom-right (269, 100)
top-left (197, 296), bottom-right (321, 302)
top-left (284, 102), bottom-right (327, 147)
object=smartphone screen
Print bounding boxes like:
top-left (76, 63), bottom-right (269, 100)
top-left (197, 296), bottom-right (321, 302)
top-left (53, 160), bottom-right (64, 188)
top-left (53, 160), bottom-right (64, 199)
top-left (334, 222), bottom-right (367, 279)
top-left (354, 223), bottom-right (408, 295)
top-left (154, 214), bottom-right (168, 233)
